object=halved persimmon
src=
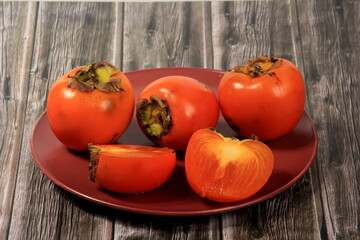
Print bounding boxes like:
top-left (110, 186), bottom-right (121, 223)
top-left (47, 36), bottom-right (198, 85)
top-left (89, 144), bottom-right (176, 194)
top-left (185, 129), bottom-right (274, 203)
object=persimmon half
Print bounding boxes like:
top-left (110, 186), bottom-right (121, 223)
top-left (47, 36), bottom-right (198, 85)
top-left (89, 144), bottom-right (176, 194)
top-left (185, 129), bottom-right (274, 203)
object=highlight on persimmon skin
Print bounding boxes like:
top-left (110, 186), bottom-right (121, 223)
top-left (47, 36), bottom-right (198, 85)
top-left (185, 129), bottom-right (274, 203)
top-left (89, 144), bottom-right (176, 194)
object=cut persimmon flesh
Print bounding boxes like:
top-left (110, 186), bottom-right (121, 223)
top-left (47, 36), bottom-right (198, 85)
top-left (185, 129), bottom-right (274, 203)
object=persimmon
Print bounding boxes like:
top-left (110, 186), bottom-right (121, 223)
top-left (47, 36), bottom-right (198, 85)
top-left (185, 129), bottom-right (274, 203)
top-left (47, 62), bottom-right (134, 151)
top-left (218, 56), bottom-right (305, 141)
top-left (136, 75), bottom-right (219, 151)
top-left (89, 144), bottom-right (176, 194)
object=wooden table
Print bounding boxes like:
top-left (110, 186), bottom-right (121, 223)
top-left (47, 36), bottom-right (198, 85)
top-left (1, 1), bottom-right (359, 239)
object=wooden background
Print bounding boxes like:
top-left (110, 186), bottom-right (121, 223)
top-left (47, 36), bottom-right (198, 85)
top-left (0, 0), bottom-right (359, 239)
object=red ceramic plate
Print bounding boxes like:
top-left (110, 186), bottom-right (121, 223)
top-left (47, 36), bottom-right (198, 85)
top-left (31, 67), bottom-right (318, 216)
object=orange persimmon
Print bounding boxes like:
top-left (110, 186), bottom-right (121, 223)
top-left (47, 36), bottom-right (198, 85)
top-left (136, 75), bottom-right (219, 151)
top-left (47, 62), bottom-right (134, 151)
top-left (218, 56), bottom-right (305, 141)
top-left (89, 144), bottom-right (176, 194)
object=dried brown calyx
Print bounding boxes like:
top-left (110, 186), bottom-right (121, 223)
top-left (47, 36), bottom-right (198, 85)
top-left (230, 56), bottom-right (282, 77)
top-left (68, 62), bottom-right (124, 92)
top-left (136, 95), bottom-right (171, 142)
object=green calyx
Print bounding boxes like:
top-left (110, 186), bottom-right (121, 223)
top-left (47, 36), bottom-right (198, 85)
top-left (68, 62), bottom-right (124, 92)
top-left (136, 95), bottom-right (171, 142)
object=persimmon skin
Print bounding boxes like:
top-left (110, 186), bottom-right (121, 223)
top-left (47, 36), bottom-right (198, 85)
top-left (218, 57), bottom-right (305, 141)
top-left (47, 66), bottom-right (134, 151)
top-left (185, 129), bottom-right (274, 203)
top-left (90, 145), bottom-right (176, 194)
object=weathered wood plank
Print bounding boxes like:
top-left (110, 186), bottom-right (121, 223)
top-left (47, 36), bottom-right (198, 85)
top-left (0, 2), bottom-right (37, 239)
top-left (222, 177), bottom-right (319, 239)
top-left (7, 2), bottom-right (122, 239)
top-left (295, 0), bottom-right (360, 239)
top-left (114, 2), bottom-right (220, 239)
top-left (122, 1), bottom-right (213, 72)
top-left (115, 213), bottom-right (221, 240)
top-left (212, 0), bottom-right (298, 70)
top-left (211, 1), bottom-right (321, 239)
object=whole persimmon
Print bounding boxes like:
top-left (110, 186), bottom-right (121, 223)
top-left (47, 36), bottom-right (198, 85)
top-left (136, 76), bottom-right (219, 151)
top-left (47, 62), bottom-right (134, 151)
top-left (218, 56), bottom-right (305, 141)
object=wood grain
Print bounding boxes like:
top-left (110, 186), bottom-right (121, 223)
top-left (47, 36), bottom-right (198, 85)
top-left (211, 0), bottom-right (300, 70)
top-left (114, 214), bottom-right (221, 240)
top-left (0, 2), bottom-right (37, 239)
top-left (122, 2), bottom-right (213, 72)
top-left (296, 0), bottom-right (360, 239)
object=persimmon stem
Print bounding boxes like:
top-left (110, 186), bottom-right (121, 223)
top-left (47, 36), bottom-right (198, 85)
top-left (231, 56), bottom-right (282, 77)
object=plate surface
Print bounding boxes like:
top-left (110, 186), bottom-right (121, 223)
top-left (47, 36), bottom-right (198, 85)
top-left (31, 67), bottom-right (318, 216)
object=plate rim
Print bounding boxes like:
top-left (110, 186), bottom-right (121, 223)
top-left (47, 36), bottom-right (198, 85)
top-left (30, 67), bottom-right (318, 216)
